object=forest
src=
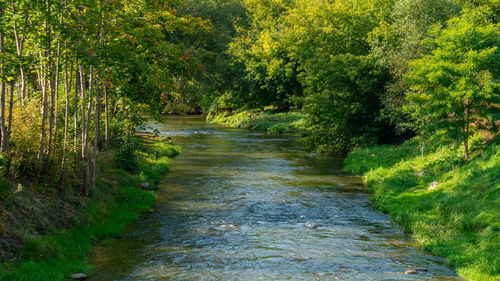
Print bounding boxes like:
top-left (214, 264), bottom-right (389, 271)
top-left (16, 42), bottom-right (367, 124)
top-left (0, 0), bottom-right (498, 280)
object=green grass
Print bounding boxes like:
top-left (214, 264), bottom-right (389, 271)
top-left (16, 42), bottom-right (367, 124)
top-left (207, 109), bottom-right (305, 133)
top-left (0, 135), bottom-right (180, 281)
top-left (344, 137), bottom-right (500, 281)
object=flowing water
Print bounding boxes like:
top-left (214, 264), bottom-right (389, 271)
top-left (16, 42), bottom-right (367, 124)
top-left (90, 116), bottom-right (460, 281)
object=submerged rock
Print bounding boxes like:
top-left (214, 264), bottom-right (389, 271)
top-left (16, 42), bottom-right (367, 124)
top-left (404, 270), bottom-right (418, 275)
top-left (416, 267), bottom-right (428, 272)
top-left (70, 273), bottom-right (87, 280)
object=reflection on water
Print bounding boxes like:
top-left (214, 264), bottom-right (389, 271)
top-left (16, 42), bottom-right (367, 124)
top-left (90, 116), bottom-right (461, 281)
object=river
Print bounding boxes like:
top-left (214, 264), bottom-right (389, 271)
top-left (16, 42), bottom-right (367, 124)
top-left (89, 116), bottom-right (460, 280)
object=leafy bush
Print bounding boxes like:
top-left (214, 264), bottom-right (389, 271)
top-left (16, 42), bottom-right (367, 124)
top-left (114, 139), bottom-right (139, 173)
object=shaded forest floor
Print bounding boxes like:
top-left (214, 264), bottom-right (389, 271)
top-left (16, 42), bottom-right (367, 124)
top-left (344, 138), bottom-right (500, 281)
top-left (0, 135), bottom-right (180, 280)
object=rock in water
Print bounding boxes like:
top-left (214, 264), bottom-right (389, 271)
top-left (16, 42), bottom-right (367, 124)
top-left (416, 267), bottom-right (428, 272)
top-left (404, 270), bottom-right (418, 275)
top-left (428, 181), bottom-right (439, 190)
top-left (70, 273), bottom-right (87, 280)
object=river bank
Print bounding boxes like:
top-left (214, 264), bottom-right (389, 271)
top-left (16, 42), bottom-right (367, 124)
top-left (344, 139), bottom-right (500, 281)
top-left (0, 134), bottom-right (180, 281)
top-left (207, 109), bottom-right (305, 134)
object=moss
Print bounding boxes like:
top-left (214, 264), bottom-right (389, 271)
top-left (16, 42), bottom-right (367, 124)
top-left (0, 135), bottom-right (180, 281)
top-left (344, 139), bottom-right (500, 281)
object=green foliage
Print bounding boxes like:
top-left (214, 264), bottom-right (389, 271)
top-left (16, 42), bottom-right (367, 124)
top-left (405, 6), bottom-right (500, 159)
top-left (345, 140), bottom-right (500, 280)
top-left (114, 138), bottom-right (140, 173)
top-left (301, 55), bottom-right (388, 152)
top-left (369, 0), bottom-right (461, 131)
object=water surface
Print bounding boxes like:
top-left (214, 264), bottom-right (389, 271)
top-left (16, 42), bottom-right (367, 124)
top-left (90, 116), bottom-right (460, 280)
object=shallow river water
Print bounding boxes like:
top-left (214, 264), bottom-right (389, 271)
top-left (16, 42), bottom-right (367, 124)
top-left (89, 116), bottom-right (461, 281)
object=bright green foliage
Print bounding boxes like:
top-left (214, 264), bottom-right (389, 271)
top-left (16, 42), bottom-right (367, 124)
top-left (228, 0), bottom-right (301, 110)
top-left (405, 7), bottom-right (500, 159)
top-left (301, 55), bottom-right (387, 152)
top-left (369, 0), bottom-right (461, 131)
top-left (345, 138), bottom-right (500, 281)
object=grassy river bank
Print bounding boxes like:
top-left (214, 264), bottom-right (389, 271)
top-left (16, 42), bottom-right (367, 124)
top-left (345, 139), bottom-right (499, 281)
top-left (0, 135), bottom-right (180, 281)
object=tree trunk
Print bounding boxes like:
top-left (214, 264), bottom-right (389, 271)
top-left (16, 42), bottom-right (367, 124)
top-left (104, 87), bottom-right (109, 151)
top-left (92, 74), bottom-right (101, 191)
top-left (0, 17), bottom-right (7, 153)
top-left (37, 57), bottom-right (49, 161)
top-left (464, 103), bottom-right (470, 161)
top-left (62, 53), bottom-right (74, 165)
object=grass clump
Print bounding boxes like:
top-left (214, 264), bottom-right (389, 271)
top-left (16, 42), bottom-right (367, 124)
top-left (344, 137), bottom-right (500, 281)
top-left (208, 109), bottom-right (305, 133)
top-left (0, 135), bottom-right (180, 281)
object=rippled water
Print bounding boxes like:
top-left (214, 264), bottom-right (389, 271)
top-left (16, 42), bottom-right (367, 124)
top-left (89, 116), bottom-right (460, 281)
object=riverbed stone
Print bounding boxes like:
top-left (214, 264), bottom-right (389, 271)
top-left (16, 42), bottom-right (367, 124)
top-left (404, 270), bottom-right (418, 274)
top-left (416, 267), bottom-right (428, 272)
top-left (70, 273), bottom-right (87, 280)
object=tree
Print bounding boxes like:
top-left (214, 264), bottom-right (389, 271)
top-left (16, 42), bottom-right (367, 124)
top-left (405, 6), bottom-right (500, 160)
top-left (369, 0), bottom-right (461, 132)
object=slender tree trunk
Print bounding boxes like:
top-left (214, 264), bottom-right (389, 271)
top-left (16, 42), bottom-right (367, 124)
top-left (7, 74), bottom-right (16, 153)
top-left (464, 103), bottom-right (470, 161)
top-left (92, 73), bottom-right (100, 191)
top-left (0, 16), bottom-right (7, 153)
top-left (79, 63), bottom-right (88, 193)
top-left (104, 87), bottom-right (109, 151)
top-left (84, 66), bottom-right (94, 195)
top-left (62, 54), bottom-right (74, 165)
top-left (12, 0), bottom-right (28, 104)
top-left (74, 66), bottom-right (80, 154)
top-left (37, 58), bottom-right (49, 161)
